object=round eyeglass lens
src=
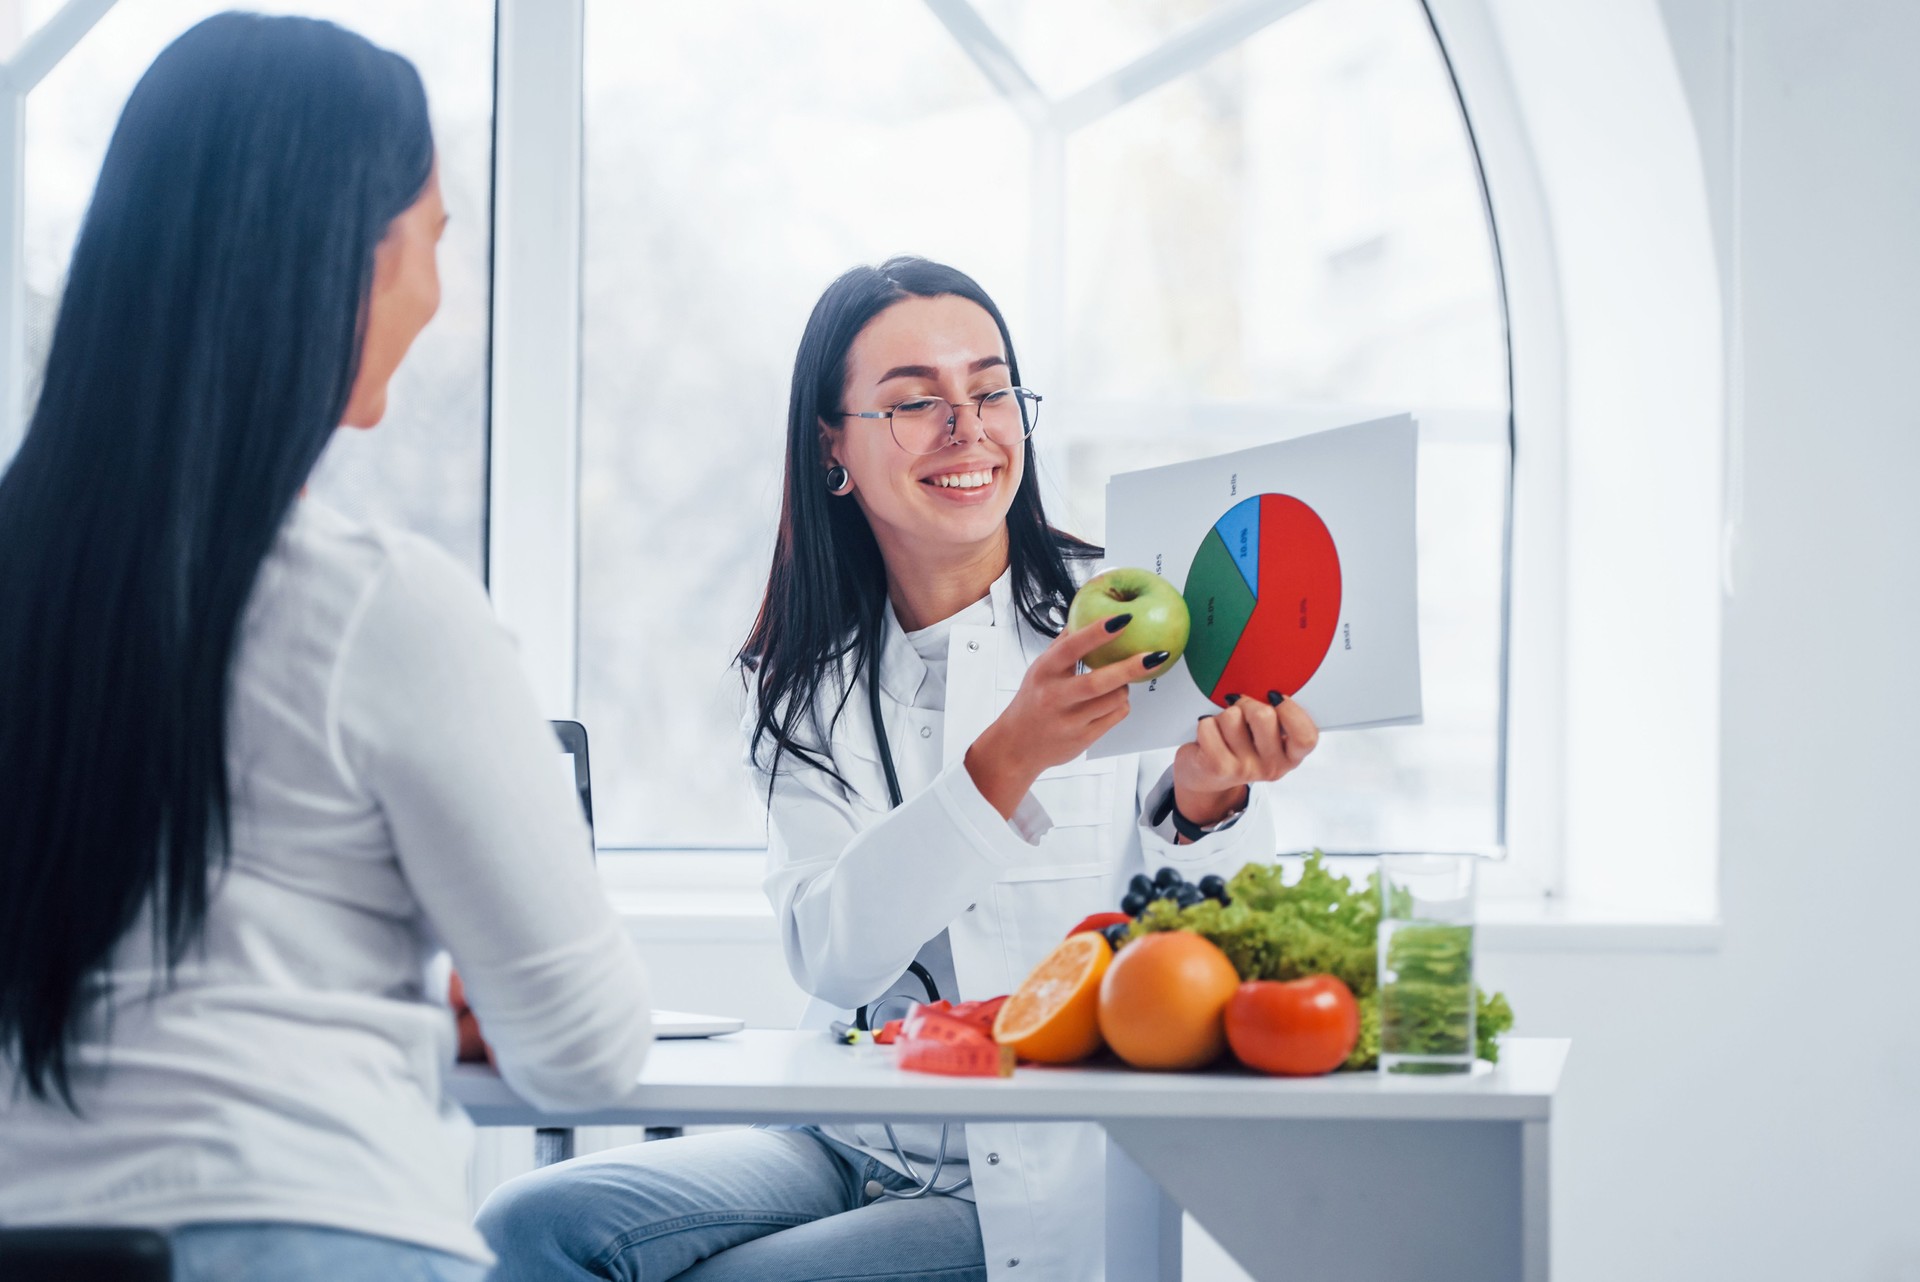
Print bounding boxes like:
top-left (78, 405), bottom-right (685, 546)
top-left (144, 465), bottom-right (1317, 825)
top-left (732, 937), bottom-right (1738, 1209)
top-left (979, 387), bottom-right (1041, 443)
top-left (888, 389), bottom-right (1041, 455)
top-left (887, 397), bottom-right (954, 455)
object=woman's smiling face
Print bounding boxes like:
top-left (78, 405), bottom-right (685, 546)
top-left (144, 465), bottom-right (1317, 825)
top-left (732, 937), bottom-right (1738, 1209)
top-left (824, 294), bottom-right (1025, 568)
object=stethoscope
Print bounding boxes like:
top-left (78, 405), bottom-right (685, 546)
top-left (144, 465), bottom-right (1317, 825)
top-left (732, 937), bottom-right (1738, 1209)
top-left (853, 636), bottom-right (974, 1202)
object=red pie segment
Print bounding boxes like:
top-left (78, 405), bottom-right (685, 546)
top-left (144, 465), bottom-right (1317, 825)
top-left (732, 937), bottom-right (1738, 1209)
top-left (1207, 494), bottom-right (1341, 703)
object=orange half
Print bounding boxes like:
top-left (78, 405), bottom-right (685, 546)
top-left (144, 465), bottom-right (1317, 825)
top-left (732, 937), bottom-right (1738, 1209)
top-left (992, 931), bottom-right (1113, 1064)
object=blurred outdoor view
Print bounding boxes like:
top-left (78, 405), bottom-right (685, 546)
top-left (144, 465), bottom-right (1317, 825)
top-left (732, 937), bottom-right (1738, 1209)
top-left (15, 0), bottom-right (493, 573)
top-left (578, 0), bottom-right (1510, 852)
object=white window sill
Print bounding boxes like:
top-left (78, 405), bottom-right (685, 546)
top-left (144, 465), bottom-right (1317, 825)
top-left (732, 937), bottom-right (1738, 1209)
top-left (1476, 898), bottom-right (1722, 952)
top-left (607, 890), bottom-right (777, 941)
top-left (597, 849), bottom-right (1723, 953)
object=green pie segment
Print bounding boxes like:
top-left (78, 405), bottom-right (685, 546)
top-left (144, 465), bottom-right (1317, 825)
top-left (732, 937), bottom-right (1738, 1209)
top-left (1181, 527), bottom-right (1258, 696)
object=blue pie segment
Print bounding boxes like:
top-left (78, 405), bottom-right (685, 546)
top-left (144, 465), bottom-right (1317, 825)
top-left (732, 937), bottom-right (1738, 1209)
top-left (1212, 496), bottom-right (1260, 596)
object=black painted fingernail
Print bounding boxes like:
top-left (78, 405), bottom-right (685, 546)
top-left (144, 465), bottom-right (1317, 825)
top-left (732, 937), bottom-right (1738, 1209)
top-left (1268, 690), bottom-right (1285, 706)
top-left (1145, 651), bottom-right (1170, 668)
top-left (1105, 613), bottom-right (1133, 633)
top-left (1225, 693), bottom-right (1242, 705)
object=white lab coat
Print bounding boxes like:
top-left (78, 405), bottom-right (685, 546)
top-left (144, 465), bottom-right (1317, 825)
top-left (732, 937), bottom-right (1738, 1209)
top-left (756, 571), bottom-right (1277, 1282)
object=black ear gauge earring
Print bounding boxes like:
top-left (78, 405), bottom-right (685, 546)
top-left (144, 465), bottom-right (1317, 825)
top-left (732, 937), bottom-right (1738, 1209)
top-left (825, 465), bottom-right (852, 496)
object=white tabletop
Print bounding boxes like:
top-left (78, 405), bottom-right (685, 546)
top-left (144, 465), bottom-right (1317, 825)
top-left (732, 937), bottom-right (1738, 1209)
top-left (450, 1030), bottom-right (1569, 1128)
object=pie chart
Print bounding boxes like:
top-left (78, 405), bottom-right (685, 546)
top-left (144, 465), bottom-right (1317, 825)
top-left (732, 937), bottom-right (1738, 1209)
top-left (1182, 494), bottom-right (1342, 707)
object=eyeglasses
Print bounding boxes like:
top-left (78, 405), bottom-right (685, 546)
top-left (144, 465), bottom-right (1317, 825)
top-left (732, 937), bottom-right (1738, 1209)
top-left (837, 386), bottom-right (1043, 457)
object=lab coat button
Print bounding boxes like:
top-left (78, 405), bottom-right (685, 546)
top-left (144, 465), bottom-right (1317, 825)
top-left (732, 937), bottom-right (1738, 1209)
top-left (919, 725), bottom-right (932, 739)
top-left (986, 1152), bottom-right (1000, 1164)
top-left (1008, 1259), bottom-right (1020, 1268)
top-left (967, 903), bottom-right (977, 912)
top-left (967, 640), bottom-right (980, 652)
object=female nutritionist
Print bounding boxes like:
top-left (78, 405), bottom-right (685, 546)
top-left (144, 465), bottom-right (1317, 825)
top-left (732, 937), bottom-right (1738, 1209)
top-left (476, 257), bottom-right (1320, 1281)
top-left (0, 16), bottom-right (651, 1281)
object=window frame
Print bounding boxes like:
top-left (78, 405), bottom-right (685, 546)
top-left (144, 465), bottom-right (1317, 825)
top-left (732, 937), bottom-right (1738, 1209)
top-left (488, 0), bottom-right (583, 717)
top-left (1427, 0), bottom-right (1566, 900)
top-left (0, 0), bottom-right (124, 462)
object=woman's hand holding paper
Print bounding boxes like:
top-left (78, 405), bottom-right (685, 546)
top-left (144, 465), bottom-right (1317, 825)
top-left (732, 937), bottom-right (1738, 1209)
top-left (1171, 692), bottom-right (1319, 831)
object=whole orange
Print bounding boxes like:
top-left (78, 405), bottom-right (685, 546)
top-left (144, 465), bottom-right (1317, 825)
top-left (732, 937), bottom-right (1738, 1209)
top-left (1097, 931), bottom-right (1241, 1070)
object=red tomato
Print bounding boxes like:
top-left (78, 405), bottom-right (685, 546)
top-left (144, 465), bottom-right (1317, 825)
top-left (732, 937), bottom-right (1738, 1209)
top-left (1068, 912), bottom-right (1133, 939)
top-left (1224, 976), bottom-right (1360, 1076)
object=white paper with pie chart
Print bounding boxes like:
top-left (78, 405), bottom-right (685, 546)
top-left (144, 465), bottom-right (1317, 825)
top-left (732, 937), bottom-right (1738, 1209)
top-left (1089, 415), bottom-right (1423, 759)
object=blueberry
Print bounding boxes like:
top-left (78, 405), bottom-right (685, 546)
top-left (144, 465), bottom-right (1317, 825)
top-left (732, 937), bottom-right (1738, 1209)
top-left (1153, 866), bottom-right (1182, 891)
top-left (1128, 873), bottom-right (1155, 899)
top-left (1174, 885), bottom-right (1205, 909)
top-left (1199, 874), bottom-right (1228, 901)
top-left (1120, 890), bottom-right (1148, 917)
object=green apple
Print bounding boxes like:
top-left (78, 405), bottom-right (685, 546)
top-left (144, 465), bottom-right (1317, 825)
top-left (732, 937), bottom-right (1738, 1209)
top-left (1068, 567), bottom-right (1191, 679)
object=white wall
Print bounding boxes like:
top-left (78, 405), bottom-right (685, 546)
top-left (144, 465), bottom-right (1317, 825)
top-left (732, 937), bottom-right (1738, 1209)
top-left (1479, 2), bottom-right (1920, 1278)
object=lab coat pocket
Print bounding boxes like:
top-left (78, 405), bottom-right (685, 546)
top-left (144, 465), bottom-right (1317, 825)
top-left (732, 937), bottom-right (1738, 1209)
top-left (992, 864), bottom-right (1112, 979)
top-left (1028, 755), bottom-right (1115, 830)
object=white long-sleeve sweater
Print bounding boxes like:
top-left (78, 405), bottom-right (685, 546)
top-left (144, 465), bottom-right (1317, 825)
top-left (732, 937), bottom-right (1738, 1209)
top-left (0, 499), bottom-right (651, 1263)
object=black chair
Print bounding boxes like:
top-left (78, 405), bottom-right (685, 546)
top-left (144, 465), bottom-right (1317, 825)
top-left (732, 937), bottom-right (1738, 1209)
top-left (0, 1227), bottom-right (171, 1281)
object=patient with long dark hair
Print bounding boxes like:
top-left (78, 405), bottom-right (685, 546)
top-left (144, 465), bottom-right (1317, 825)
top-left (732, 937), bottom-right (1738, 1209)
top-left (0, 15), bottom-right (650, 1280)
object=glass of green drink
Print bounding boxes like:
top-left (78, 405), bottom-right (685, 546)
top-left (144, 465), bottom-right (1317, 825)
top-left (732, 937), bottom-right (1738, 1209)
top-left (1378, 854), bottom-right (1477, 1075)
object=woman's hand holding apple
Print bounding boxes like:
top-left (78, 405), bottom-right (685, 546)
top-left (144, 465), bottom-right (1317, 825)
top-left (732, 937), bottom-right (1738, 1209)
top-left (965, 617), bottom-right (1171, 820)
top-left (1171, 694), bottom-right (1319, 835)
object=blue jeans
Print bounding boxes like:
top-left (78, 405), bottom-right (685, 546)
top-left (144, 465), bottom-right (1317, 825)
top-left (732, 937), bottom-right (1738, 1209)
top-left (171, 1222), bottom-right (489, 1281)
top-left (475, 1126), bottom-right (985, 1281)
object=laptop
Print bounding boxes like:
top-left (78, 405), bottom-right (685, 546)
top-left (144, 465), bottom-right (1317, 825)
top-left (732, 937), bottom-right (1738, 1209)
top-left (552, 720), bottom-right (745, 1041)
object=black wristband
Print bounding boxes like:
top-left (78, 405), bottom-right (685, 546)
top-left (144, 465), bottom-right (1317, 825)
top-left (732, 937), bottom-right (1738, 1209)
top-left (1168, 802), bottom-right (1212, 843)
top-left (1152, 790), bottom-right (1240, 842)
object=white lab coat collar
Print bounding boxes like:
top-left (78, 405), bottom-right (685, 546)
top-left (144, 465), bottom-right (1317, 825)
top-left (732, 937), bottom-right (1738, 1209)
top-left (874, 568), bottom-right (1042, 706)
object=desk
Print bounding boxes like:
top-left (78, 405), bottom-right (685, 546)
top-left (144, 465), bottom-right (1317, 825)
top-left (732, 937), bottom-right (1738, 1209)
top-left (451, 1031), bottom-right (1568, 1282)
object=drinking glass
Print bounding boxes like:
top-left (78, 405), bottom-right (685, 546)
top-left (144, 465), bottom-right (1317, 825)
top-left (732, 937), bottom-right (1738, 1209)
top-left (1378, 854), bottom-right (1477, 1075)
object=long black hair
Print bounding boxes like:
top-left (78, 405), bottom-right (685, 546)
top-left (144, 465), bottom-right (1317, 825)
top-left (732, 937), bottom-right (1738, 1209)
top-left (0, 13), bottom-right (434, 1107)
top-left (739, 256), bottom-right (1098, 785)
